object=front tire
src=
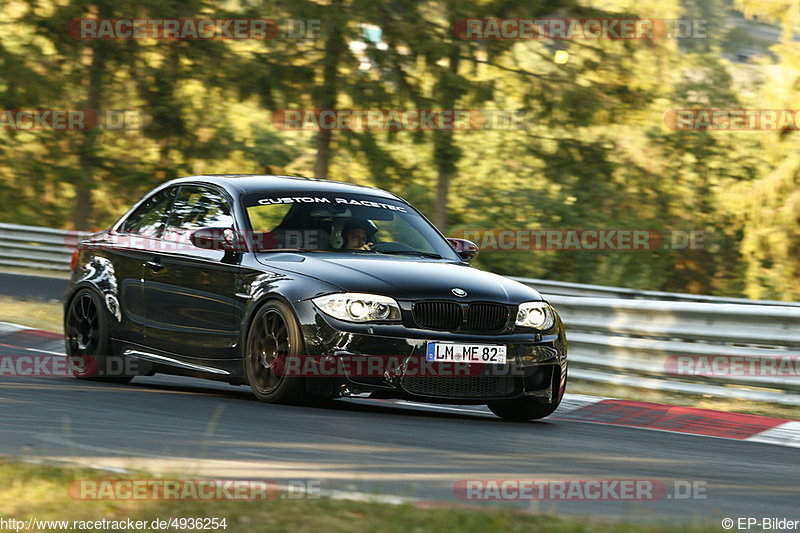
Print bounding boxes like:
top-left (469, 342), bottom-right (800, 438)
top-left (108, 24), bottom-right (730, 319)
top-left (64, 288), bottom-right (132, 384)
top-left (487, 397), bottom-right (561, 421)
top-left (244, 300), bottom-right (309, 404)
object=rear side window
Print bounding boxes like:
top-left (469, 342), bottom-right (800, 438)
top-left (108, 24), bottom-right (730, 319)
top-left (162, 186), bottom-right (235, 244)
top-left (118, 187), bottom-right (177, 237)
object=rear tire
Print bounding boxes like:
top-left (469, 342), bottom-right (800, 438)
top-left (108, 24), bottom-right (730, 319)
top-left (244, 300), bottom-right (309, 404)
top-left (487, 397), bottom-right (561, 421)
top-left (64, 288), bottom-right (133, 384)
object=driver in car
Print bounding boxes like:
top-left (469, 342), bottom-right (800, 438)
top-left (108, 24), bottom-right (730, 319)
top-left (342, 218), bottom-right (376, 250)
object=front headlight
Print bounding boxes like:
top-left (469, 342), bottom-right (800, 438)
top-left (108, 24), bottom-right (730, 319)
top-left (515, 301), bottom-right (556, 330)
top-left (313, 293), bottom-right (402, 323)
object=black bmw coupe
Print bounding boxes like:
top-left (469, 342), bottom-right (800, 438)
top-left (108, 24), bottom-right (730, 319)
top-left (64, 175), bottom-right (567, 420)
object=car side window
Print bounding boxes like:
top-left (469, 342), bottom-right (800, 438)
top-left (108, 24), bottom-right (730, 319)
top-left (248, 204), bottom-right (292, 233)
top-left (162, 186), bottom-right (235, 244)
top-left (118, 187), bottom-right (177, 237)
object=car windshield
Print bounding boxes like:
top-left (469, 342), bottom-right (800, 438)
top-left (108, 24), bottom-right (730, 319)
top-left (243, 192), bottom-right (461, 260)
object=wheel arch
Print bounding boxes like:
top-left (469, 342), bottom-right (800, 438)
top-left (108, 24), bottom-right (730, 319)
top-left (63, 281), bottom-right (114, 327)
top-left (239, 292), bottom-right (303, 355)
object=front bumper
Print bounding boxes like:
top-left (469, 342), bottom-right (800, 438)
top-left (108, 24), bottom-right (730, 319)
top-left (293, 299), bottom-right (568, 405)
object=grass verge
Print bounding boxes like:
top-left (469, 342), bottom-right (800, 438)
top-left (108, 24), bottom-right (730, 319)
top-left (0, 295), bottom-right (63, 333)
top-left (0, 458), bottom-right (719, 532)
top-left (0, 267), bottom-right (70, 279)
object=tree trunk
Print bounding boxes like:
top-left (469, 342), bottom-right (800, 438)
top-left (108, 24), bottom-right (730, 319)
top-left (73, 40), bottom-right (106, 230)
top-left (432, 46), bottom-right (461, 232)
top-left (314, 0), bottom-right (343, 179)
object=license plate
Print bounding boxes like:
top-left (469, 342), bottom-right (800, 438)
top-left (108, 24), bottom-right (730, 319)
top-left (426, 342), bottom-right (507, 364)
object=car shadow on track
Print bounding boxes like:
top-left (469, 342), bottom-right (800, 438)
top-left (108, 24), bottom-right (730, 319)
top-left (114, 375), bottom-right (561, 426)
top-left (37, 374), bottom-right (560, 426)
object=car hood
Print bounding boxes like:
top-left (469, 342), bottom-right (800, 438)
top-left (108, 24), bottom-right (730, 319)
top-left (254, 253), bottom-right (544, 303)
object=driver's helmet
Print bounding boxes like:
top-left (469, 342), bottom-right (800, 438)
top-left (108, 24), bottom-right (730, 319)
top-left (332, 218), bottom-right (378, 248)
top-left (343, 218), bottom-right (377, 237)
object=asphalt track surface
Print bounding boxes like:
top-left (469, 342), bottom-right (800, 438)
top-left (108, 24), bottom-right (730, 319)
top-left (0, 271), bottom-right (67, 301)
top-left (0, 332), bottom-right (798, 525)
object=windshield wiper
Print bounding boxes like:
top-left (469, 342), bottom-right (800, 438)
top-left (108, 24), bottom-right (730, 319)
top-left (256, 248), bottom-right (334, 253)
top-left (372, 250), bottom-right (443, 259)
top-left (258, 248), bottom-right (444, 259)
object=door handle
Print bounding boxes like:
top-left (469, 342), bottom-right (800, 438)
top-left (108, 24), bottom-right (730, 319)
top-left (146, 259), bottom-right (164, 272)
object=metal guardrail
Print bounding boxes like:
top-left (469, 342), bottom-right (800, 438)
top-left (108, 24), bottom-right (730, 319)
top-left (1, 222), bottom-right (798, 404)
top-left (547, 296), bottom-right (800, 405)
top-left (0, 222), bottom-right (86, 272)
top-left (511, 276), bottom-right (800, 307)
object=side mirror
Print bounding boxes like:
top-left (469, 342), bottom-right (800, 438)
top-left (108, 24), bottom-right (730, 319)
top-left (189, 228), bottom-right (247, 252)
top-left (447, 238), bottom-right (479, 262)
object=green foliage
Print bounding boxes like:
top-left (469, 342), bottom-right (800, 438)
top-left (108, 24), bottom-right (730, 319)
top-left (0, 0), bottom-right (797, 299)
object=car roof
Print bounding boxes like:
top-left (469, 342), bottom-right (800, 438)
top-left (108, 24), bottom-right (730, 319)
top-left (163, 174), bottom-right (405, 202)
